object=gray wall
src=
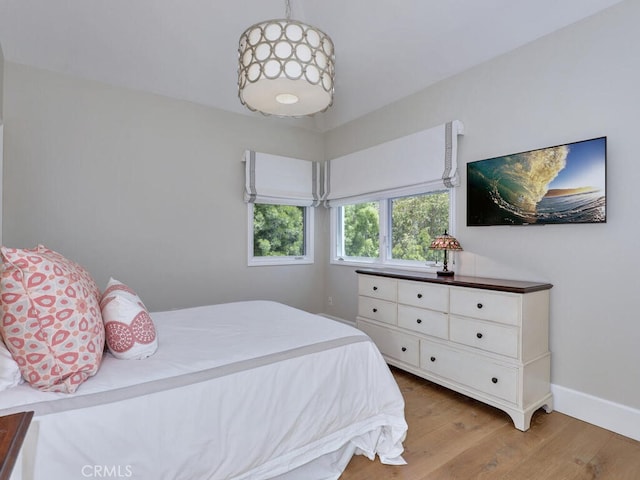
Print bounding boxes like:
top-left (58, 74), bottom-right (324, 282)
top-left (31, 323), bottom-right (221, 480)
top-left (0, 40), bottom-right (4, 118)
top-left (2, 63), bottom-right (327, 313)
top-left (324, 0), bottom-right (639, 410)
top-left (1, 41), bottom-right (4, 247)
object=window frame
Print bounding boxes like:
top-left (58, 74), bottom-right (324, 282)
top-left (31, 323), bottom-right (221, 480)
top-left (248, 203), bottom-right (315, 266)
top-left (330, 188), bottom-right (456, 271)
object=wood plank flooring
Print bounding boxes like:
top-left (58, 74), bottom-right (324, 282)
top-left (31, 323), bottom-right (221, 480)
top-left (340, 367), bottom-right (640, 480)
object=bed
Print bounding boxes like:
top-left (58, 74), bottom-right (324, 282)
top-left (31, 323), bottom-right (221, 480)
top-left (0, 300), bottom-right (407, 480)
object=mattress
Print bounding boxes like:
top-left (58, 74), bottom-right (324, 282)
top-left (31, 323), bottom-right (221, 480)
top-left (2, 301), bottom-right (407, 480)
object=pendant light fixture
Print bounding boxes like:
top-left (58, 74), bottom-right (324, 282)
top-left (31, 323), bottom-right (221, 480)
top-left (237, 0), bottom-right (335, 116)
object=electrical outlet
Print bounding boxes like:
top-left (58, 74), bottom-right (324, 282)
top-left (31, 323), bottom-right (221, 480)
top-left (328, 296), bottom-right (333, 306)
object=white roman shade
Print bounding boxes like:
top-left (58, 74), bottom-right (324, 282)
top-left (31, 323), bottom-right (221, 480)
top-left (323, 120), bottom-right (464, 206)
top-left (244, 150), bottom-right (321, 206)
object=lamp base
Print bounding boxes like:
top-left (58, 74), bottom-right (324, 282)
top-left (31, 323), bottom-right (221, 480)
top-left (437, 270), bottom-right (455, 276)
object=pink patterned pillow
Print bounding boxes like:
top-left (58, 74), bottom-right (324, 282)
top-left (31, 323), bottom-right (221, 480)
top-left (0, 245), bottom-right (105, 393)
top-left (100, 278), bottom-right (158, 360)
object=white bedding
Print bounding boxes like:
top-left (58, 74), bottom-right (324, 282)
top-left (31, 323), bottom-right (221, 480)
top-left (2, 301), bottom-right (407, 480)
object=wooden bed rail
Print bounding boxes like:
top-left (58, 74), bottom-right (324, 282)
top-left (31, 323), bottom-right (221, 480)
top-left (0, 411), bottom-right (33, 480)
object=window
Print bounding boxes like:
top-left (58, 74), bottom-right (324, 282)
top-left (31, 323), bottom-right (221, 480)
top-left (324, 122), bottom-right (463, 268)
top-left (243, 150), bottom-right (320, 266)
top-left (248, 203), bottom-right (314, 266)
top-left (332, 190), bottom-right (453, 267)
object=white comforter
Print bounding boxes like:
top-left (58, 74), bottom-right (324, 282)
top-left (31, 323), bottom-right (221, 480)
top-left (3, 301), bottom-right (407, 480)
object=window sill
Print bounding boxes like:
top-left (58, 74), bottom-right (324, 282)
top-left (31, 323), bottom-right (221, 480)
top-left (249, 257), bottom-right (314, 267)
top-left (329, 258), bottom-right (442, 274)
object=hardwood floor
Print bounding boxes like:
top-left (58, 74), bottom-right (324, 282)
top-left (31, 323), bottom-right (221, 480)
top-left (341, 367), bottom-right (640, 480)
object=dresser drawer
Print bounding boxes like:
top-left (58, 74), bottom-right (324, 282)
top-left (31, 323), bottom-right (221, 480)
top-left (450, 315), bottom-right (519, 358)
top-left (358, 321), bottom-right (419, 367)
top-left (398, 280), bottom-right (449, 312)
top-left (358, 275), bottom-right (397, 302)
top-left (420, 341), bottom-right (518, 403)
top-left (450, 288), bottom-right (520, 326)
top-left (398, 305), bottom-right (448, 340)
top-left (358, 296), bottom-right (397, 325)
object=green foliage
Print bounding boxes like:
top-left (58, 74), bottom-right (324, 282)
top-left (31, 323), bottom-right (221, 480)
top-left (343, 203), bottom-right (379, 257)
top-left (391, 192), bottom-right (449, 261)
top-left (253, 204), bottom-right (304, 256)
top-left (342, 192), bottom-right (449, 262)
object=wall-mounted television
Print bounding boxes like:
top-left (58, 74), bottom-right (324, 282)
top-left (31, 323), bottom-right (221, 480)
top-left (467, 136), bottom-right (606, 226)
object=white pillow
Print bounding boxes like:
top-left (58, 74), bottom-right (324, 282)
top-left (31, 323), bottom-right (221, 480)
top-left (0, 337), bottom-right (23, 390)
top-left (100, 278), bottom-right (158, 360)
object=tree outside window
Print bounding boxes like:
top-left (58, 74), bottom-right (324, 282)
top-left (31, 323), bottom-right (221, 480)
top-left (391, 191), bottom-right (449, 262)
top-left (249, 203), bottom-right (313, 265)
top-left (336, 190), bottom-right (451, 265)
top-left (253, 204), bottom-right (305, 257)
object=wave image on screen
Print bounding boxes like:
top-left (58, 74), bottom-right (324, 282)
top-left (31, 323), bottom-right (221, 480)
top-left (467, 137), bottom-right (606, 226)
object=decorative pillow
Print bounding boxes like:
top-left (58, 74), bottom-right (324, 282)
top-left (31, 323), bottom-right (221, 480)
top-left (0, 245), bottom-right (105, 393)
top-left (100, 278), bottom-right (158, 360)
top-left (0, 337), bottom-right (22, 390)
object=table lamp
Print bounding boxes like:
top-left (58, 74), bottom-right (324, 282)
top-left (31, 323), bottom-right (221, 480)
top-left (429, 231), bottom-right (463, 276)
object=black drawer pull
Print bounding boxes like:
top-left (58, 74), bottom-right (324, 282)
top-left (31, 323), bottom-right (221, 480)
top-left (430, 356), bottom-right (436, 362)
top-left (477, 303), bottom-right (483, 309)
top-left (417, 293), bottom-right (423, 299)
top-left (373, 286), bottom-right (378, 291)
top-left (491, 377), bottom-right (498, 384)
top-left (372, 308), bottom-right (378, 313)
top-left (476, 332), bottom-right (483, 339)
top-left (416, 318), bottom-right (422, 324)
top-left (401, 347), bottom-right (407, 352)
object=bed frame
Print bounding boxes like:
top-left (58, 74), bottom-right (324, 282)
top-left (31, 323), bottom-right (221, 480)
top-left (0, 411), bottom-right (32, 480)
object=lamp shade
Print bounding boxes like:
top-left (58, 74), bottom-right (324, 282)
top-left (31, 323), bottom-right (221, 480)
top-left (238, 18), bottom-right (335, 116)
top-left (429, 232), bottom-right (463, 251)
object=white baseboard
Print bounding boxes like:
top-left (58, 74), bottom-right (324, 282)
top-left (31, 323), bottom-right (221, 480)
top-left (551, 383), bottom-right (640, 441)
top-left (316, 313), bottom-right (356, 327)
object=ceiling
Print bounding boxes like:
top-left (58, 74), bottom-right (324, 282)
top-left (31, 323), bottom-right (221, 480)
top-left (0, 0), bottom-right (625, 132)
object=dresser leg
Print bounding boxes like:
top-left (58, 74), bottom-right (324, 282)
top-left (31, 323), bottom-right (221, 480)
top-left (507, 397), bottom-right (554, 431)
top-left (507, 411), bottom-right (531, 431)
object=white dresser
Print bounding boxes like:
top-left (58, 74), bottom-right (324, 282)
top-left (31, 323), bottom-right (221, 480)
top-left (356, 269), bottom-right (553, 431)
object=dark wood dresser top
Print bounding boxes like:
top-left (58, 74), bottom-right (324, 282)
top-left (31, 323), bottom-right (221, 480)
top-left (355, 268), bottom-right (553, 294)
